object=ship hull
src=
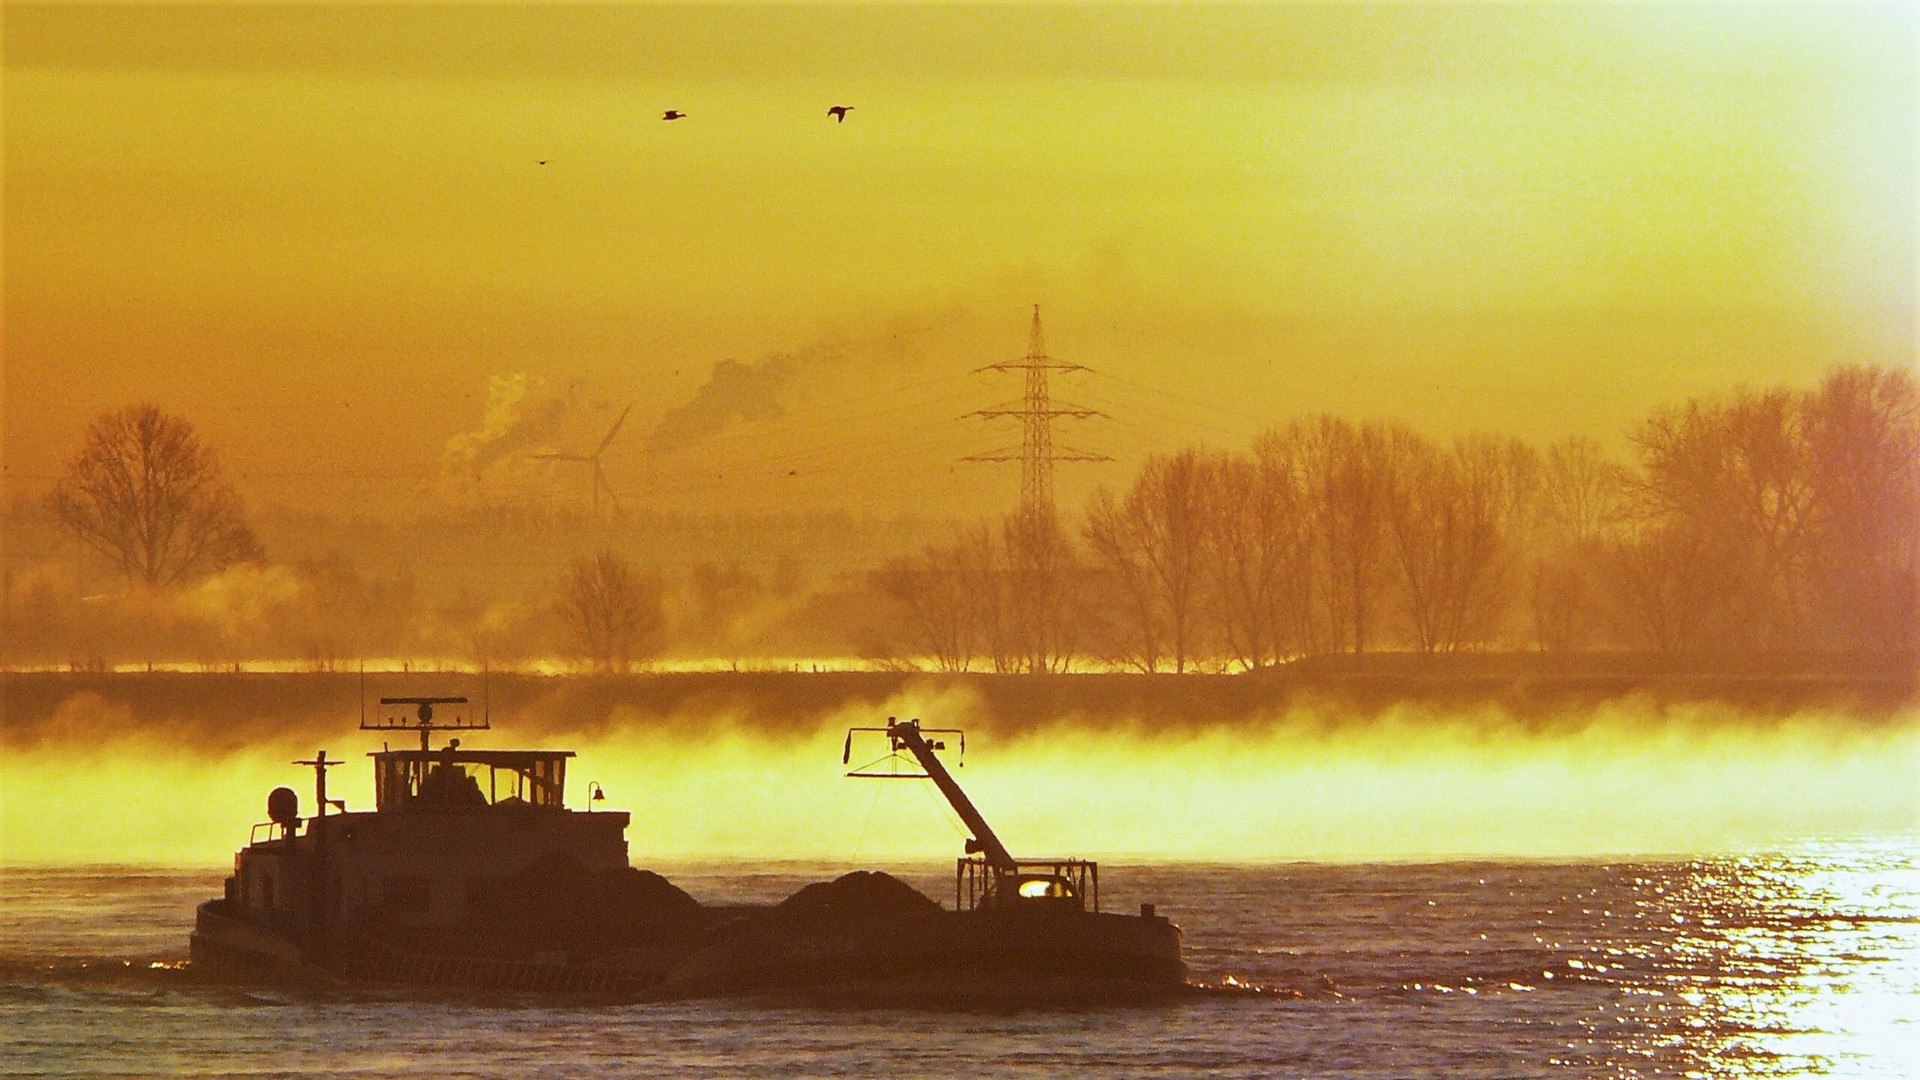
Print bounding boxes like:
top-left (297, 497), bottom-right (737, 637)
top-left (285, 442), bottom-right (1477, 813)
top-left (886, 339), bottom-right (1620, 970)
top-left (189, 899), bottom-right (311, 983)
top-left (656, 906), bottom-right (1185, 1000)
top-left (188, 897), bottom-right (1185, 1003)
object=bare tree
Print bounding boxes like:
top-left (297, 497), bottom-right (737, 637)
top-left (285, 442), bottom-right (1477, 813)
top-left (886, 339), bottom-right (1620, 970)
top-left (1528, 436), bottom-right (1627, 650)
top-left (1083, 450), bottom-right (1212, 672)
top-left (1381, 431), bottom-right (1519, 652)
top-left (1293, 416), bottom-right (1392, 654)
top-left (1610, 368), bottom-right (1918, 655)
top-left (557, 550), bottom-right (663, 672)
top-left (1082, 488), bottom-right (1163, 671)
top-left (1249, 426), bottom-right (1338, 657)
top-left (1606, 523), bottom-right (1726, 652)
top-left (1537, 436), bottom-right (1625, 546)
top-left (1452, 435), bottom-right (1528, 647)
top-left (1202, 446), bottom-right (1314, 669)
top-left (876, 519), bottom-right (1053, 672)
top-left (1002, 507), bottom-right (1081, 673)
top-left (874, 541), bottom-right (981, 671)
top-left (1198, 452), bottom-right (1267, 670)
top-left (1628, 388), bottom-right (1816, 649)
top-left (1803, 365), bottom-right (1920, 653)
top-left (955, 522), bottom-right (1017, 672)
top-left (1383, 428), bottom-right (1448, 651)
top-left (47, 404), bottom-right (263, 586)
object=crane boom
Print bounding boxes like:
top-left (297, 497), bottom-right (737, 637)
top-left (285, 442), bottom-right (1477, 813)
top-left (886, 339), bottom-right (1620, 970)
top-left (845, 716), bottom-right (1101, 911)
top-left (885, 719), bottom-right (1016, 872)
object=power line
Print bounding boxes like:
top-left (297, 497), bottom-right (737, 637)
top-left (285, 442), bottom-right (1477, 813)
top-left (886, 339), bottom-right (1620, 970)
top-left (1084, 368), bottom-right (1281, 431)
top-left (1072, 386), bottom-right (1256, 447)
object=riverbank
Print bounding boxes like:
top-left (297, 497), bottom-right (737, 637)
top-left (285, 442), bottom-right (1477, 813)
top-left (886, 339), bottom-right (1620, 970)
top-left (5, 652), bottom-right (1912, 749)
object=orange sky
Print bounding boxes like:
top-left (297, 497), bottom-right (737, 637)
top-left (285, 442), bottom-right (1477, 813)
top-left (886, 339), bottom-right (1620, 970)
top-left (4, 2), bottom-right (1912, 520)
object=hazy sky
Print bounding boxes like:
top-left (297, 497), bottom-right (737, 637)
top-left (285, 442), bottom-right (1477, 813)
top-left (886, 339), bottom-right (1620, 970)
top-left (4, 2), bottom-right (1912, 520)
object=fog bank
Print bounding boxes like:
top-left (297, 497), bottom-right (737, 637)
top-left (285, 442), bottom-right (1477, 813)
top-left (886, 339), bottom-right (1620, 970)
top-left (2, 673), bottom-right (1913, 866)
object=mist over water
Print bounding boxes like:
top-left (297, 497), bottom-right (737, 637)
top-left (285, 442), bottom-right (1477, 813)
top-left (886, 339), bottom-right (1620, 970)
top-left (3, 675), bottom-right (1913, 867)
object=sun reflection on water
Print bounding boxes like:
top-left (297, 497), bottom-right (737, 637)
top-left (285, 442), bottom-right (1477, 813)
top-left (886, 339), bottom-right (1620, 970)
top-left (1593, 843), bottom-right (1920, 1077)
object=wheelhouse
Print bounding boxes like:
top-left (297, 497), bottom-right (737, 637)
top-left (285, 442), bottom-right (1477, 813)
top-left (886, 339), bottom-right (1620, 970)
top-left (371, 749), bottom-right (574, 811)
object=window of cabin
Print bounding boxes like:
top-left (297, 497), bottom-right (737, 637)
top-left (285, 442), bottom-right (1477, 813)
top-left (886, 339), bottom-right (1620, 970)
top-left (528, 757), bottom-right (566, 807)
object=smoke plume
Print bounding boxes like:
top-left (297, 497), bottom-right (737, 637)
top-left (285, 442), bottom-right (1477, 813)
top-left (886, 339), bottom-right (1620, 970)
top-left (440, 374), bottom-right (573, 482)
top-left (649, 357), bottom-right (800, 453)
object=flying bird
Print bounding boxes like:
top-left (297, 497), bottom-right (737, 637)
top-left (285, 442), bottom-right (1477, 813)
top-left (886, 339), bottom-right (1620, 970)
top-left (662, 110), bottom-right (686, 121)
top-left (827, 105), bottom-right (853, 123)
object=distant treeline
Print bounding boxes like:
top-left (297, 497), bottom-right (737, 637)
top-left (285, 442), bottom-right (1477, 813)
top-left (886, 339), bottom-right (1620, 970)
top-left (0, 502), bottom-right (943, 669)
top-left (3, 366), bottom-right (1914, 673)
top-left (877, 365), bottom-right (1918, 672)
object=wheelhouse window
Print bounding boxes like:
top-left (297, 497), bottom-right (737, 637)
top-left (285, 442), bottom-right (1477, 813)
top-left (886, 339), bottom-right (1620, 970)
top-left (372, 750), bottom-right (572, 810)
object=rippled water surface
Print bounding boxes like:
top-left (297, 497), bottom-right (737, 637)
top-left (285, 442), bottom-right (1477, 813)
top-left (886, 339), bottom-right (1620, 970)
top-left (3, 844), bottom-right (1916, 1078)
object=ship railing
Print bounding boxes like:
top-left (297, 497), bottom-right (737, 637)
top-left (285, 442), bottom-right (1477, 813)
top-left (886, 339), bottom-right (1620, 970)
top-left (955, 856), bottom-right (1099, 913)
top-left (248, 821), bottom-right (292, 845)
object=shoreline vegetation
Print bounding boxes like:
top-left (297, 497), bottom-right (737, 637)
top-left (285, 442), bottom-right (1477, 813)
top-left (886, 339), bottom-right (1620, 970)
top-left (9, 366), bottom-right (1914, 680)
top-left (6, 654), bottom-right (1914, 749)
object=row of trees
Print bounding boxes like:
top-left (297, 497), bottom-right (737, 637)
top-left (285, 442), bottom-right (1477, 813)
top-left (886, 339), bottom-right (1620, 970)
top-left (877, 366), bottom-right (1918, 671)
top-left (1618, 366), bottom-right (1916, 653)
top-left (20, 366), bottom-right (1916, 671)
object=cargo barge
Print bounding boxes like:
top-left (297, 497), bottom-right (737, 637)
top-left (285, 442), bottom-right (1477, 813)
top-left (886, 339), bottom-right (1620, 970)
top-left (189, 694), bottom-right (1184, 1003)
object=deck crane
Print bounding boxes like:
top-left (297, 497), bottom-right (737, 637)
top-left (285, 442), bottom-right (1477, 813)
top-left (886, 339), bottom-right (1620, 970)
top-left (844, 717), bottom-right (1098, 912)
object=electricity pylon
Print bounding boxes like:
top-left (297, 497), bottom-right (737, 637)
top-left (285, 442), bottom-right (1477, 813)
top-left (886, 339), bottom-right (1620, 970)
top-left (965, 306), bottom-right (1108, 518)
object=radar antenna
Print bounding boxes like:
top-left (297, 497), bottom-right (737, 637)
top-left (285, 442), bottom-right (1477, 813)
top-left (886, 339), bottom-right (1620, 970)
top-left (363, 696), bottom-right (488, 751)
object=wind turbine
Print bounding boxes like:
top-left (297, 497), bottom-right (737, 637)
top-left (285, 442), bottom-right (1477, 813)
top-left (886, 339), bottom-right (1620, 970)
top-left (532, 404), bottom-right (632, 515)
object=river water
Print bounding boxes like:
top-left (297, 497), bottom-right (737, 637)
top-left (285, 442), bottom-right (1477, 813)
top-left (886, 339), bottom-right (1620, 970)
top-left (3, 845), bottom-right (1916, 1078)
